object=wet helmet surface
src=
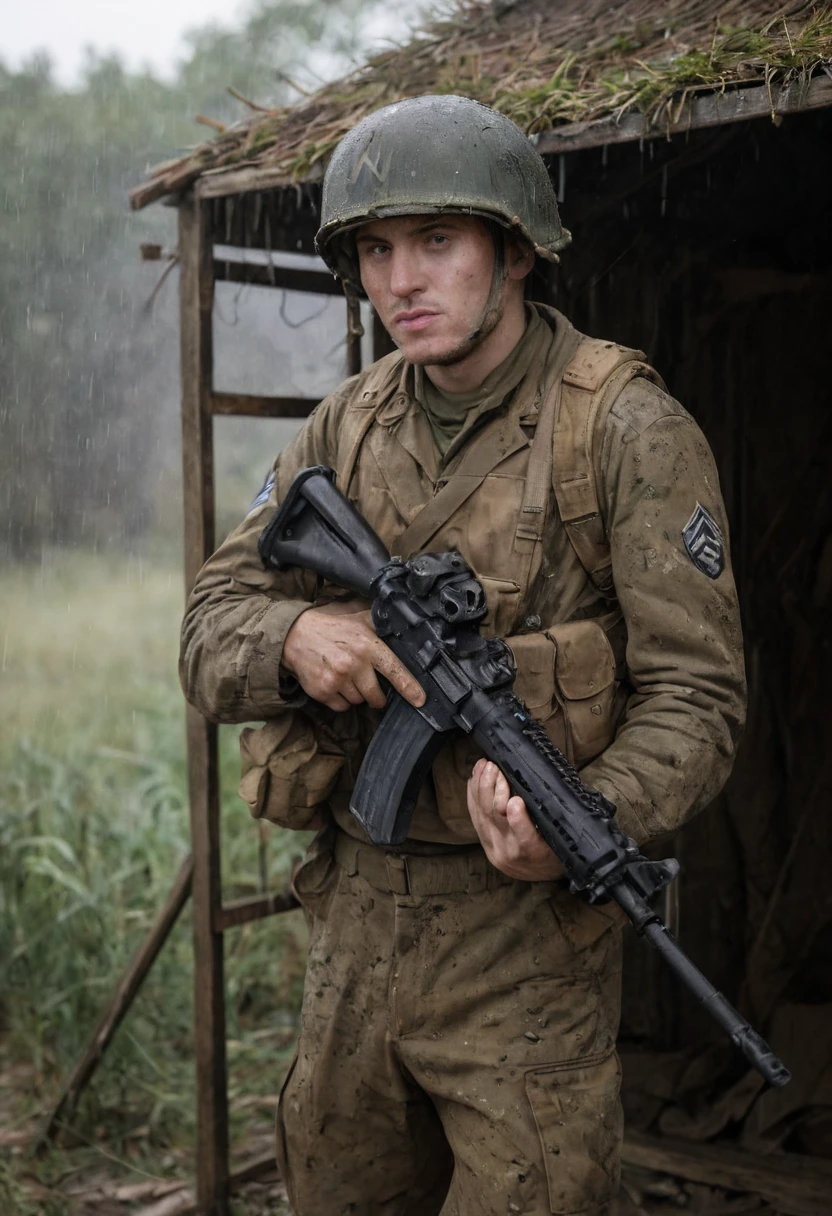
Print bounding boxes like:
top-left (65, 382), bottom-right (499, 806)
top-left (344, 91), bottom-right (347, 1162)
top-left (315, 94), bottom-right (570, 287)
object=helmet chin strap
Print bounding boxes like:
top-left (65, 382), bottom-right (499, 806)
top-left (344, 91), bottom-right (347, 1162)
top-left (416, 223), bottom-right (508, 368)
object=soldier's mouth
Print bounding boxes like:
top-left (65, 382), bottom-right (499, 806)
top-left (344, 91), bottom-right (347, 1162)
top-left (395, 310), bottom-right (440, 331)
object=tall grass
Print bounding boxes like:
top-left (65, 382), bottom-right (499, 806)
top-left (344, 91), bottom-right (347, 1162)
top-left (0, 551), bottom-right (308, 1192)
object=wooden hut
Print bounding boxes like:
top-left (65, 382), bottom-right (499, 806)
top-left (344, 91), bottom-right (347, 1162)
top-left (129, 1), bottom-right (832, 1211)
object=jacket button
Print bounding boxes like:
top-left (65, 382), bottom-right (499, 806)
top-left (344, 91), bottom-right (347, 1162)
top-left (525, 614), bottom-right (542, 630)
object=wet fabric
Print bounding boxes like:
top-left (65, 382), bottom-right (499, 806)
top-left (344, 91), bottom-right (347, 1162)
top-left (181, 303), bottom-right (746, 851)
top-left (179, 301), bottom-right (746, 1216)
top-left (276, 830), bottom-right (623, 1216)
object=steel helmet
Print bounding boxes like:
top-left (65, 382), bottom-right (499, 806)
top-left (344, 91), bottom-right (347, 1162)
top-left (315, 94), bottom-right (570, 289)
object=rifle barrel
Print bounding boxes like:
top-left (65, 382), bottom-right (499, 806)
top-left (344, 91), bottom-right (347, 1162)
top-left (611, 879), bottom-right (789, 1086)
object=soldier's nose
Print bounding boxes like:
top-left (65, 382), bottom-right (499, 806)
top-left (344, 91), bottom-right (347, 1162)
top-left (389, 251), bottom-right (424, 298)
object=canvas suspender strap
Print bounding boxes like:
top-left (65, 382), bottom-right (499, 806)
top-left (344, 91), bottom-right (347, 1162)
top-left (515, 328), bottom-right (583, 546)
top-left (523, 337), bottom-right (666, 593)
top-left (393, 336), bottom-right (569, 558)
top-left (338, 355), bottom-right (405, 495)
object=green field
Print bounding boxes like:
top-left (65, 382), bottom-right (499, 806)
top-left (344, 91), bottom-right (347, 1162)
top-left (0, 552), bottom-right (307, 1211)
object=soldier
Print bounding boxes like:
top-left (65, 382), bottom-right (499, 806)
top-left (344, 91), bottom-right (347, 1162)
top-left (180, 95), bottom-right (746, 1215)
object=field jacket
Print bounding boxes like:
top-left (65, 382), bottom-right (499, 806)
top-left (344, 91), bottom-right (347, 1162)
top-left (180, 304), bottom-right (746, 849)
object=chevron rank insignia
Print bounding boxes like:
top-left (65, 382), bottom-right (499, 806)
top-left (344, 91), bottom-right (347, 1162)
top-left (682, 503), bottom-right (724, 579)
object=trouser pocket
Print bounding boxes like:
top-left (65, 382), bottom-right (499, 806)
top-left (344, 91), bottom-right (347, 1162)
top-left (524, 1048), bottom-right (622, 1214)
top-left (290, 823), bottom-right (340, 923)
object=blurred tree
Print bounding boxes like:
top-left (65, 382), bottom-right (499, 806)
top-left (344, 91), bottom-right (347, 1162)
top-left (0, 53), bottom-right (185, 556)
top-left (0, 0), bottom-right (423, 559)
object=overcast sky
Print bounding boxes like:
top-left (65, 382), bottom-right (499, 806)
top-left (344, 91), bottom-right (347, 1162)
top-left (4, 0), bottom-right (415, 86)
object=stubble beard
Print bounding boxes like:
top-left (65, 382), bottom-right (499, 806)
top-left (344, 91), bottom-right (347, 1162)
top-left (398, 300), bottom-right (505, 368)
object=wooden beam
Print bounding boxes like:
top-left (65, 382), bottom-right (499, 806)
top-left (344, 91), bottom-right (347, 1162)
top-left (622, 1131), bottom-right (832, 1216)
top-left (214, 890), bottom-right (298, 933)
top-left (179, 193), bottom-right (230, 1216)
top-left (132, 1154), bottom-right (279, 1216)
top-left (213, 258), bottom-right (341, 295)
top-left (35, 855), bottom-right (194, 1151)
top-left (196, 163), bottom-right (323, 201)
top-left (346, 295), bottom-right (362, 377)
top-left (210, 392), bottom-right (319, 419)
top-left (135, 76), bottom-right (832, 213)
top-left (228, 1152), bottom-right (279, 1187)
top-left (537, 75), bottom-right (832, 155)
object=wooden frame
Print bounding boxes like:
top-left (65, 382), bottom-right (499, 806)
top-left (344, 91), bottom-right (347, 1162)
top-left (38, 188), bottom-right (369, 1213)
top-left (535, 74), bottom-right (832, 155)
top-left (47, 85), bottom-right (832, 1207)
top-left (130, 77), bottom-right (832, 211)
top-left (178, 191), bottom-right (364, 1214)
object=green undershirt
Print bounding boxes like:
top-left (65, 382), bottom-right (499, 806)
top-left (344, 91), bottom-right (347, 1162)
top-left (414, 306), bottom-right (545, 458)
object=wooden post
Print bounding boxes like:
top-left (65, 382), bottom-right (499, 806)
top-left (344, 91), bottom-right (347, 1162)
top-left (346, 293), bottom-right (362, 376)
top-left (36, 854), bottom-right (194, 1151)
top-left (179, 193), bottom-right (229, 1216)
top-left (34, 206), bottom-right (355, 1199)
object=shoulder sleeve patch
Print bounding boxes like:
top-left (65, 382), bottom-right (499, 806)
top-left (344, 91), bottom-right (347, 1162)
top-left (247, 470), bottom-right (275, 515)
top-left (683, 503), bottom-right (725, 579)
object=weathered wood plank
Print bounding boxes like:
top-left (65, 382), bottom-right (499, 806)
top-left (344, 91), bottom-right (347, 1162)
top-left (210, 392), bottom-right (319, 419)
top-left (537, 75), bottom-right (832, 155)
top-left (623, 1130), bottom-right (832, 1216)
top-left (214, 890), bottom-right (299, 932)
top-left (136, 78), bottom-right (832, 213)
top-left (179, 193), bottom-right (230, 1216)
top-left (213, 258), bottom-right (341, 295)
top-left (133, 1153), bottom-right (279, 1216)
top-left (196, 162), bottom-right (324, 200)
top-left (35, 855), bottom-right (194, 1150)
top-left (346, 294), bottom-right (362, 377)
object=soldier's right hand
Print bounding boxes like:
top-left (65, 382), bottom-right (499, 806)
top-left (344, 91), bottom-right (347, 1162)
top-left (282, 600), bottom-right (426, 713)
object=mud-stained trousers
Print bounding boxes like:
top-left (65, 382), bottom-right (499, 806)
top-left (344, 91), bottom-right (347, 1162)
top-left (276, 831), bottom-right (623, 1216)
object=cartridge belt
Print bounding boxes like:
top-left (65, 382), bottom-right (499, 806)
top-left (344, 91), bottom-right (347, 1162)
top-left (333, 832), bottom-right (514, 897)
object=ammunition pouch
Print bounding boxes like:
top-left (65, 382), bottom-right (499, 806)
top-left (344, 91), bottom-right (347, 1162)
top-left (238, 711), bottom-right (345, 831)
top-left (431, 619), bottom-right (627, 837)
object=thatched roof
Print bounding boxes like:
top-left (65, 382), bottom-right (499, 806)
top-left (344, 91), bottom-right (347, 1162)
top-left (130, 0), bottom-right (832, 210)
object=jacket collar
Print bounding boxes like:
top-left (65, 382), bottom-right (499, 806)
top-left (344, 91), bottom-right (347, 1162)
top-left (362, 305), bottom-right (579, 539)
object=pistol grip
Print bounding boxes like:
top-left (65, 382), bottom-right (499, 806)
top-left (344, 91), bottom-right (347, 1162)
top-left (350, 692), bottom-right (452, 846)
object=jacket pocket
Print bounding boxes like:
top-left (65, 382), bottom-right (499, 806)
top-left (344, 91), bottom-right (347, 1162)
top-left (525, 1047), bottom-right (623, 1215)
top-left (431, 736), bottom-right (488, 842)
top-left (548, 883), bottom-right (628, 955)
top-left (478, 575), bottom-right (522, 639)
top-left (238, 712), bottom-right (344, 831)
top-left (549, 620), bottom-right (618, 767)
top-left (509, 621), bottom-right (619, 768)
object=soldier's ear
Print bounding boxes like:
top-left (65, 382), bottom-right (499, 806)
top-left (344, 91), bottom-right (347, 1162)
top-left (506, 234), bottom-right (535, 281)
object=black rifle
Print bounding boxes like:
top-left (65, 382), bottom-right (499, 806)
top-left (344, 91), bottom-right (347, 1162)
top-left (259, 465), bottom-right (790, 1088)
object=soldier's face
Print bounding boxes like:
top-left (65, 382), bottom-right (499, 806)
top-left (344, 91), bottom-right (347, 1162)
top-left (355, 215), bottom-right (500, 365)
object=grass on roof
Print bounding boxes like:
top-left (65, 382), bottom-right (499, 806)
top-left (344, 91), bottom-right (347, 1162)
top-left (130, 2), bottom-right (832, 207)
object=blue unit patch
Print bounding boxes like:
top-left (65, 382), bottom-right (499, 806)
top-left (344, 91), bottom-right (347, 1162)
top-left (682, 503), bottom-right (724, 579)
top-left (248, 471), bottom-right (275, 514)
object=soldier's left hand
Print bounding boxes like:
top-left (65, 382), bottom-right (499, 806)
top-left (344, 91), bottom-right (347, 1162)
top-left (467, 759), bottom-right (565, 881)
